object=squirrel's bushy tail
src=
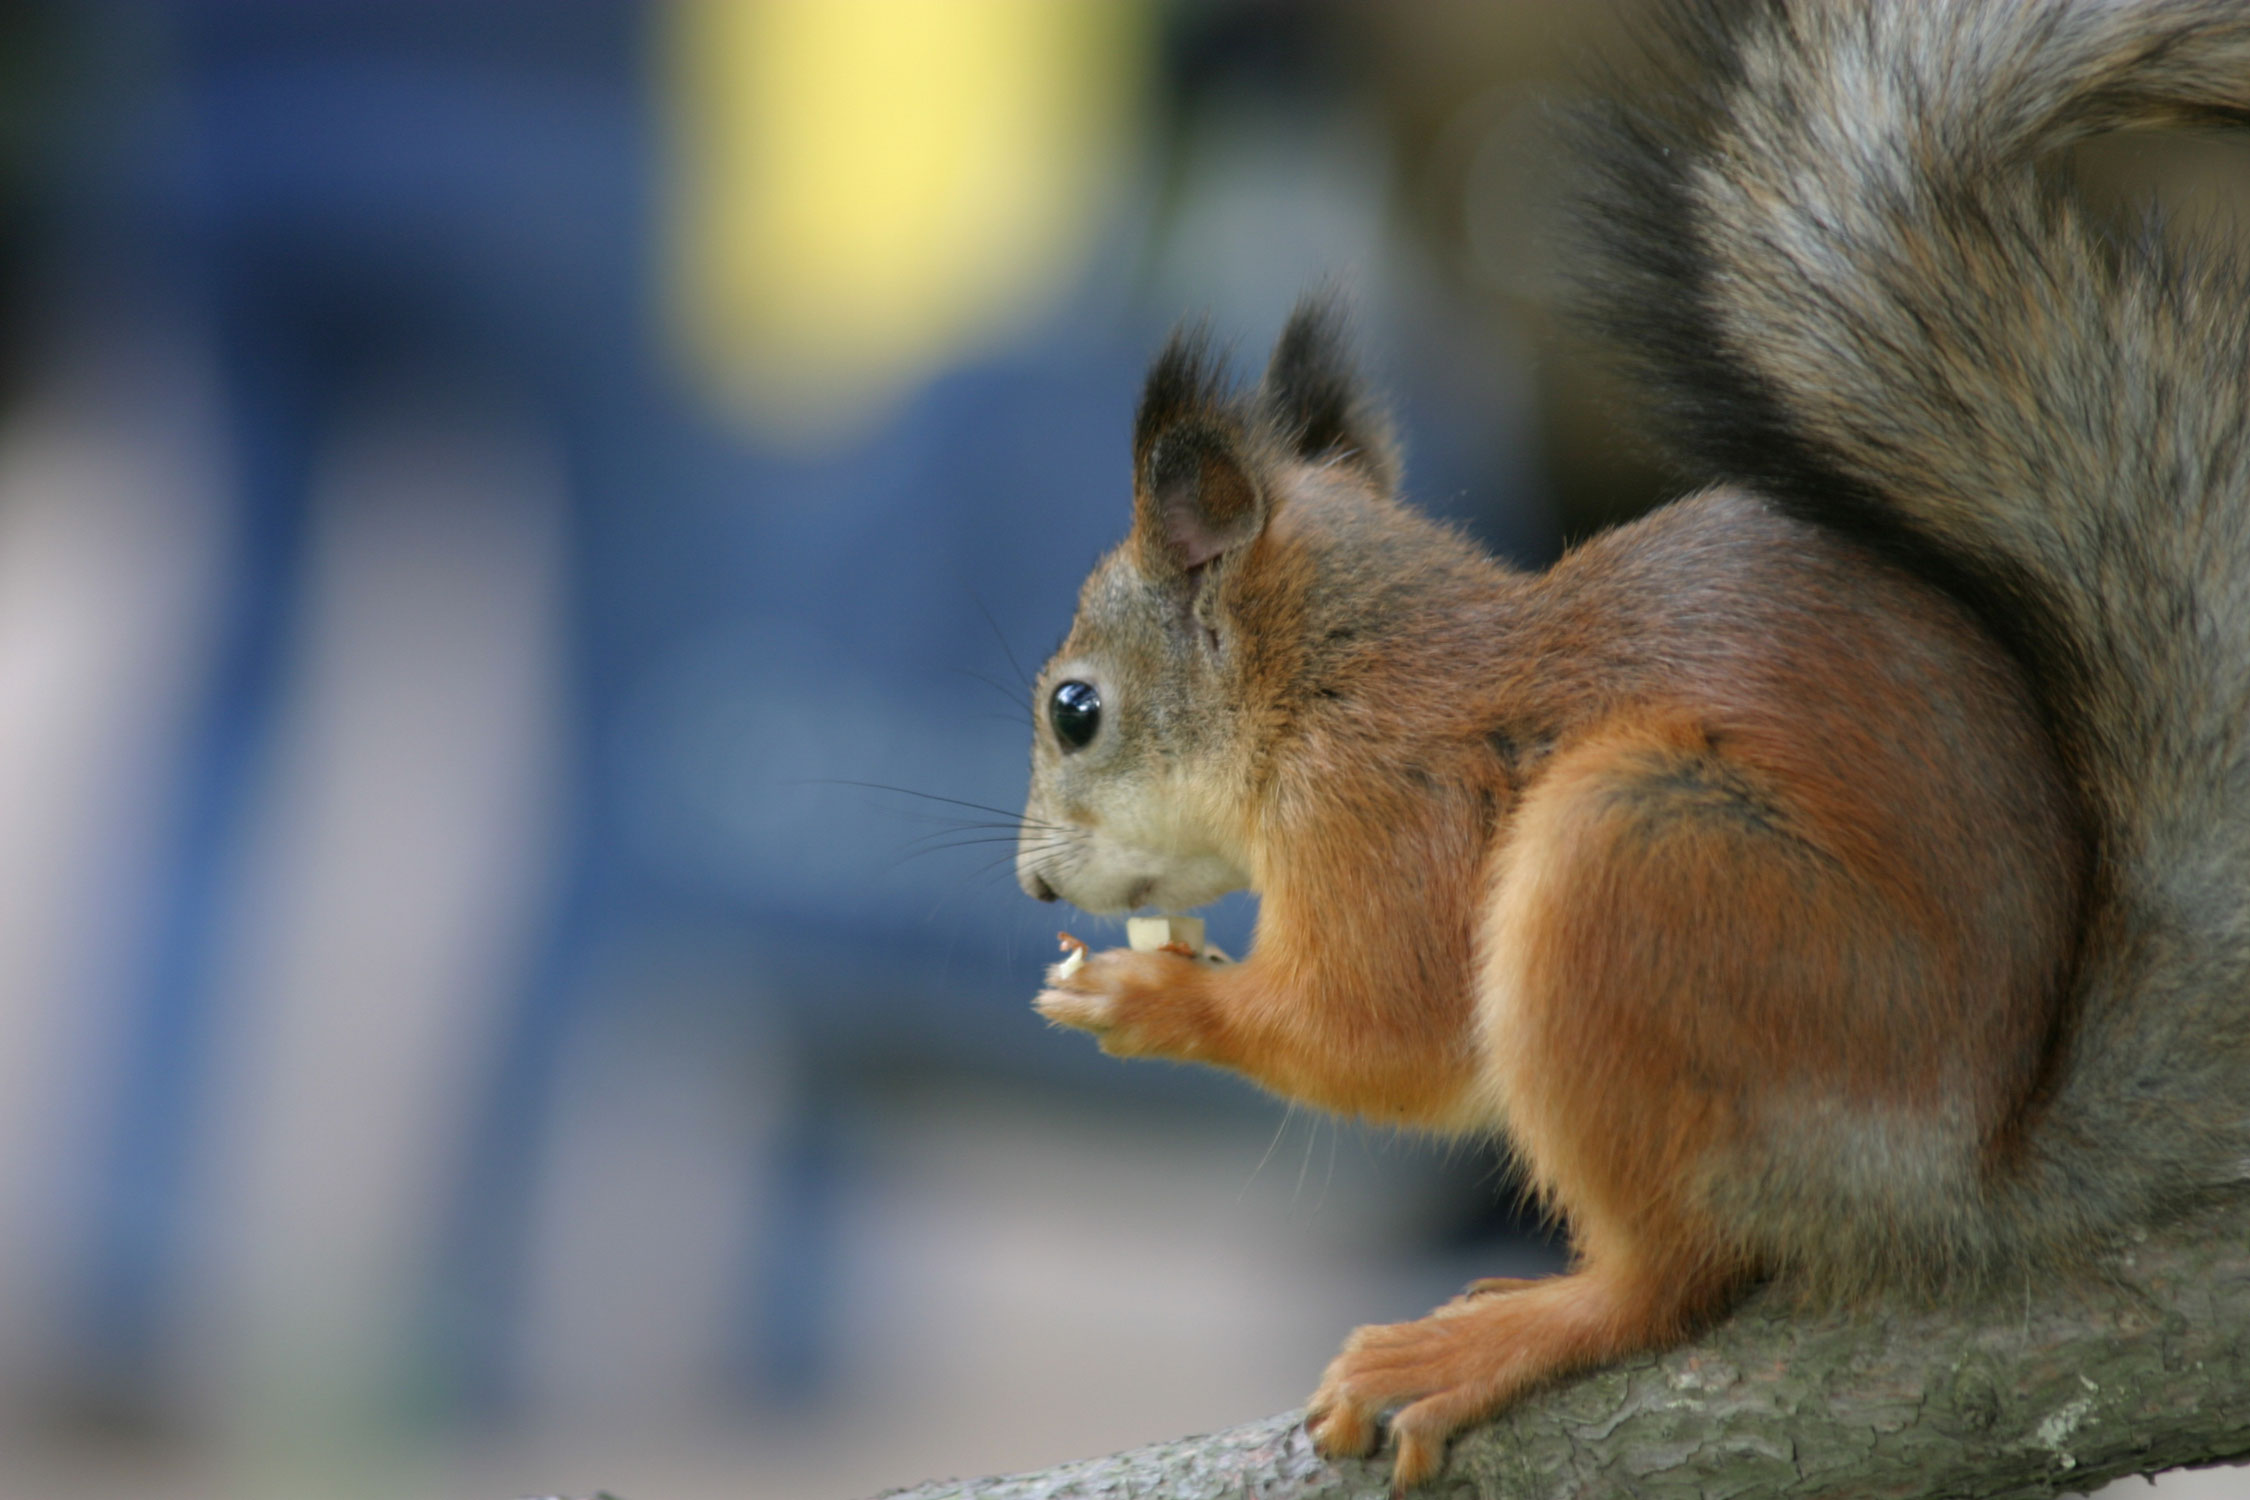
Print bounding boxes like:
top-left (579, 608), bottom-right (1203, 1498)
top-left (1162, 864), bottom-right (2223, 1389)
top-left (1583, 0), bottom-right (2250, 1263)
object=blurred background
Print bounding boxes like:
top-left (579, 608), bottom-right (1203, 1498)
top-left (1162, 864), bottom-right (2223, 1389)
top-left (0, 4), bottom-right (2237, 1498)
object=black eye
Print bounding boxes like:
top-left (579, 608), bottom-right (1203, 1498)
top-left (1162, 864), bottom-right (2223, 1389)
top-left (1049, 679), bottom-right (1101, 750)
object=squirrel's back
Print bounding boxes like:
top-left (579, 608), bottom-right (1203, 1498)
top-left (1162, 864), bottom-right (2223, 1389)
top-left (1468, 485), bottom-right (2081, 1290)
top-left (1580, 0), bottom-right (2250, 1258)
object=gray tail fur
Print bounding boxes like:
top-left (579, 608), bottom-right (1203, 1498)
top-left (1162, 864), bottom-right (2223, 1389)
top-left (1579, 0), bottom-right (2250, 1262)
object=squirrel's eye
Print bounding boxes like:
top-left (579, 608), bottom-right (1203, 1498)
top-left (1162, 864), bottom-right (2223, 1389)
top-left (1049, 679), bottom-right (1101, 750)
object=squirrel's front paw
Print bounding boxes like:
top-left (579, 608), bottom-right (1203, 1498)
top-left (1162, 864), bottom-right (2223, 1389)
top-left (1034, 947), bottom-right (1213, 1061)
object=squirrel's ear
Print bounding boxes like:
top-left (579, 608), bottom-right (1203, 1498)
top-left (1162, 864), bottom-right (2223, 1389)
top-left (1140, 427), bottom-right (1263, 572)
top-left (1131, 326), bottom-right (1269, 574)
top-left (1259, 296), bottom-right (1398, 494)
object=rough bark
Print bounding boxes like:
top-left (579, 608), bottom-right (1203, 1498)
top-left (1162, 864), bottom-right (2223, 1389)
top-left (875, 1191), bottom-right (2250, 1499)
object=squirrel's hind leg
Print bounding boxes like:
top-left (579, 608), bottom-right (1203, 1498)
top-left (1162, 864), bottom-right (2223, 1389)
top-left (1308, 711), bottom-right (2000, 1486)
top-left (1305, 1247), bottom-right (1733, 1489)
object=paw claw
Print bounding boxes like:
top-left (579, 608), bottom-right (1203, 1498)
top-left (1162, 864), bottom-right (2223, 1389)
top-left (1304, 1402), bottom-right (1377, 1461)
top-left (1388, 1410), bottom-right (1450, 1493)
top-left (1309, 1305), bottom-right (1539, 1491)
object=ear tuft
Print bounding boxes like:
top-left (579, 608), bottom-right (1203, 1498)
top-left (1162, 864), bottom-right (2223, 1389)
top-left (1259, 296), bottom-right (1399, 493)
top-left (1133, 322), bottom-right (1228, 474)
top-left (1131, 323), bottom-right (1268, 576)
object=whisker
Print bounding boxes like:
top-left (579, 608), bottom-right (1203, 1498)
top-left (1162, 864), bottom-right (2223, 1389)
top-left (952, 667), bottom-right (1036, 722)
top-left (893, 829), bottom-right (1083, 887)
top-left (1243, 1103), bottom-right (1298, 1200)
top-left (883, 810), bottom-right (1034, 836)
top-left (904, 832), bottom-right (1034, 856)
top-left (889, 817), bottom-right (1048, 846)
top-left (811, 779), bottom-right (1075, 831)
top-left (1316, 1114), bottom-right (1340, 1213)
top-left (888, 837), bottom-right (1053, 866)
top-left (888, 826), bottom-right (1080, 867)
top-left (883, 845), bottom-right (1009, 874)
top-left (967, 848), bottom-right (1041, 881)
top-left (970, 588), bottom-right (1034, 690)
top-left (919, 846), bottom-right (1063, 923)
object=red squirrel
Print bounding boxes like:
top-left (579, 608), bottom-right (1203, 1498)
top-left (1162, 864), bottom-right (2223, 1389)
top-left (1016, 0), bottom-right (2250, 1488)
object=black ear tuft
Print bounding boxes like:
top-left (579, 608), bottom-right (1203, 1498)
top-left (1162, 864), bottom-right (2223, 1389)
top-left (1133, 322), bottom-right (1229, 477)
top-left (1129, 323), bottom-right (1268, 576)
top-left (1259, 296), bottom-right (1398, 493)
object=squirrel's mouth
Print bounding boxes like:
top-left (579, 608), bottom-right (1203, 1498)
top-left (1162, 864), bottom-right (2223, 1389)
top-left (1022, 833), bottom-right (1251, 916)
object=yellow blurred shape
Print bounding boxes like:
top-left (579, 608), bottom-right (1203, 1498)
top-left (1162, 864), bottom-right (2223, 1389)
top-left (667, 0), bottom-right (1149, 444)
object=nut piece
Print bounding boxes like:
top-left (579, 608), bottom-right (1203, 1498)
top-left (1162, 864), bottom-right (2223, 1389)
top-left (1127, 915), bottom-right (1205, 955)
top-left (1055, 931), bottom-right (1088, 980)
top-left (1124, 915), bottom-right (1230, 964)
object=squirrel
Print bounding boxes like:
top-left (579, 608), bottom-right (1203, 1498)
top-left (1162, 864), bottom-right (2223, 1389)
top-left (1015, 0), bottom-right (2250, 1489)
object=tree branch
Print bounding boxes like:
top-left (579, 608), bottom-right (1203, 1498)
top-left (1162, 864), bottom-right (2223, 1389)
top-left (875, 1192), bottom-right (2250, 1498)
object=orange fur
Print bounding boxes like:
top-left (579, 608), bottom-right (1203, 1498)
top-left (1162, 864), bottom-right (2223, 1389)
top-left (1031, 474), bottom-right (2080, 1481)
top-left (1021, 0), bottom-right (2250, 1484)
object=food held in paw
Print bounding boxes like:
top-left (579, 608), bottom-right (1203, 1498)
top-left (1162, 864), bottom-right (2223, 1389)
top-left (1125, 914), bottom-right (1231, 963)
top-left (1055, 931), bottom-right (1088, 980)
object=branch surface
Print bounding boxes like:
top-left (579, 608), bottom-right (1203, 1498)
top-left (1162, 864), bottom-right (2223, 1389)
top-left (874, 1192), bottom-right (2250, 1499)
